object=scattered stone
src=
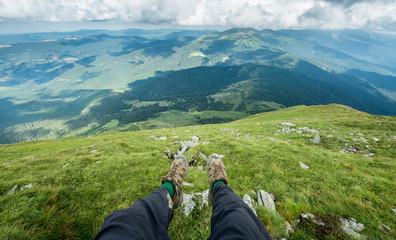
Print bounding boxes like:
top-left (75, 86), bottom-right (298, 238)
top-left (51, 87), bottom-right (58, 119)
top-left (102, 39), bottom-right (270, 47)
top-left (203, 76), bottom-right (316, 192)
top-left (300, 213), bottom-right (325, 226)
top-left (178, 140), bottom-right (199, 154)
top-left (2, 162), bottom-right (11, 165)
top-left (363, 153), bottom-right (375, 157)
top-left (268, 138), bottom-right (275, 142)
top-left (299, 161), bottom-right (310, 170)
top-left (202, 141), bottom-right (211, 145)
top-left (191, 136), bottom-right (199, 142)
top-left (381, 224), bottom-right (392, 232)
top-left (364, 145), bottom-right (371, 151)
top-left (63, 163), bottom-right (70, 168)
top-left (339, 149), bottom-right (347, 154)
top-left (182, 189), bottom-right (209, 216)
top-left (312, 135), bottom-right (321, 144)
top-left (32, 156), bottom-right (37, 159)
top-left (281, 123), bottom-right (296, 127)
top-left (21, 184), bottom-right (33, 191)
top-left (360, 137), bottom-right (369, 143)
top-left (356, 133), bottom-right (364, 136)
top-left (326, 135), bottom-right (334, 138)
top-left (89, 150), bottom-right (98, 153)
top-left (183, 182), bottom-right (194, 187)
top-left (340, 218), bottom-right (365, 239)
top-left (243, 194), bottom-right (257, 215)
top-left (197, 165), bottom-right (203, 171)
top-left (198, 151), bottom-right (208, 162)
top-left (172, 136), bottom-right (180, 139)
top-left (285, 221), bottom-right (294, 236)
top-left (96, 161), bottom-right (101, 164)
top-left (182, 193), bottom-right (195, 216)
top-left (90, 144), bottom-right (96, 148)
top-left (158, 136), bottom-right (167, 141)
top-left (392, 208), bottom-right (396, 215)
top-left (372, 137), bottom-right (380, 142)
top-left (257, 190), bottom-right (276, 212)
top-left (7, 185), bottom-right (18, 195)
top-left (346, 145), bottom-right (362, 153)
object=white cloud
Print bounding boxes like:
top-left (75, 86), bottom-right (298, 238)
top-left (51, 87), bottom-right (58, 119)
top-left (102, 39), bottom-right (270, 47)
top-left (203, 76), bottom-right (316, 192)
top-left (0, 0), bottom-right (395, 30)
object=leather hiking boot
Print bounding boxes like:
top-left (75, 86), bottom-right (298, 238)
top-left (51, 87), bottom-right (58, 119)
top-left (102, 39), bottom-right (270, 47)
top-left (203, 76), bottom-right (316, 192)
top-left (162, 155), bottom-right (188, 208)
top-left (207, 153), bottom-right (228, 204)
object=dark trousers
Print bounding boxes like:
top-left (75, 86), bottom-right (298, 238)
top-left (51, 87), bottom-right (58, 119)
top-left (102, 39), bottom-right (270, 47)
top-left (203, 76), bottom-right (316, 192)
top-left (94, 183), bottom-right (272, 239)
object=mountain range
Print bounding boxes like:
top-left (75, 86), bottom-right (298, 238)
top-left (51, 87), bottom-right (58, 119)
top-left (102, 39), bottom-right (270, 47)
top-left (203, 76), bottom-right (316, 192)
top-left (0, 28), bottom-right (395, 143)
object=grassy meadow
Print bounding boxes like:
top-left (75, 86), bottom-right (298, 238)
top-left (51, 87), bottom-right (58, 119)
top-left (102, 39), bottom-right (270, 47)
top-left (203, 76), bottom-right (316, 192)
top-left (0, 104), bottom-right (395, 239)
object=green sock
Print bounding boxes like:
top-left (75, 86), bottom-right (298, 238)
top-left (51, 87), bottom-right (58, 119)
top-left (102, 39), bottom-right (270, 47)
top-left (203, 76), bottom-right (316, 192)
top-left (162, 181), bottom-right (174, 198)
top-left (213, 180), bottom-right (225, 195)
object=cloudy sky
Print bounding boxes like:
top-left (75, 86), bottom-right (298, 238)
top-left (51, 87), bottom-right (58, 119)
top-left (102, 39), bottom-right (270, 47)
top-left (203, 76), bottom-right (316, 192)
top-left (0, 0), bottom-right (395, 33)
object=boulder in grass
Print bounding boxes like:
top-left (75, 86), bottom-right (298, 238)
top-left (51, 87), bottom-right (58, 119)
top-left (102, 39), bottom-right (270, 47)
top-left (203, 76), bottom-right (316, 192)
top-left (257, 190), bottom-right (276, 212)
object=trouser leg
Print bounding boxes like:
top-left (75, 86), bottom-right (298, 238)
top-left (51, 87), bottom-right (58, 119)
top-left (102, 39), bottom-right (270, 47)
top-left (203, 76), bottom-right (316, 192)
top-left (94, 187), bottom-right (173, 240)
top-left (208, 183), bottom-right (272, 240)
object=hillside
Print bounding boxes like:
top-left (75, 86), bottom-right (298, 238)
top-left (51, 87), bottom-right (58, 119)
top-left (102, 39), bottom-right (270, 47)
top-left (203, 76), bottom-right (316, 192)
top-left (1, 28), bottom-right (396, 144)
top-left (1, 104), bottom-right (395, 239)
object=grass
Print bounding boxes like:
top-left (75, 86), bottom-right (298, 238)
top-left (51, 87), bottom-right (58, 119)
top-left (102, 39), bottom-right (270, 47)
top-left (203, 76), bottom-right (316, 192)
top-left (0, 104), bottom-right (395, 239)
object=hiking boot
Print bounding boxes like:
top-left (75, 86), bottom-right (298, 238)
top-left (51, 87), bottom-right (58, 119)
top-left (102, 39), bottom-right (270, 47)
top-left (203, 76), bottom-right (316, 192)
top-left (162, 155), bottom-right (189, 208)
top-left (207, 153), bottom-right (228, 204)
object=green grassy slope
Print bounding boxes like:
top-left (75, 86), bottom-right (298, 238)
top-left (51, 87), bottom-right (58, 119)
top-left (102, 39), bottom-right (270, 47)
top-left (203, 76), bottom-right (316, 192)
top-left (1, 104), bottom-right (395, 239)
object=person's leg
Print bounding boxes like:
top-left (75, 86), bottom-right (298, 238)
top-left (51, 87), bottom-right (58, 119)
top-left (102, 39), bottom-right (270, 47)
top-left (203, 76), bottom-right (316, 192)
top-left (94, 155), bottom-right (189, 240)
top-left (94, 187), bottom-right (173, 240)
top-left (206, 154), bottom-right (272, 240)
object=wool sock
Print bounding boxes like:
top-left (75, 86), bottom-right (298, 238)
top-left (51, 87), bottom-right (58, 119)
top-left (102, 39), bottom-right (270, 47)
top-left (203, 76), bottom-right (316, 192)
top-left (162, 181), bottom-right (174, 198)
top-left (213, 180), bottom-right (225, 195)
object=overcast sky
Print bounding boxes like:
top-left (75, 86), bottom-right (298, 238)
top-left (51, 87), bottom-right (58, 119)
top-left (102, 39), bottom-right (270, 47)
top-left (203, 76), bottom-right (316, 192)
top-left (0, 0), bottom-right (395, 33)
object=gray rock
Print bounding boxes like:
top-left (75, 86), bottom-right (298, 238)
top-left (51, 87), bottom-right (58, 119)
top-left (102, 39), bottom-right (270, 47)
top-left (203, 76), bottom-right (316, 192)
top-left (268, 138), bottom-right (275, 142)
top-left (300, 213), bottom-right (325, 226)
top-left (2, 162), bottom-right (11, 165)
top-left (21, 184), bottom-right (33, 191)
top-left (89, 150), bottom-right (98, 153)
top-left (243, 194), bottom-right (257, 215)
top-left (299, 161), bottom-right (310, 170)
top-left (63, 163), bottom-right (70, 168)
top-left (181, 189), bottom-right (210, 216)
top-left (198, 152), bottom-right (208, 162)
top-left (7, 185), bottom-right (18, 195)
top-left (381, 224), bottom-right (392, 231)
top-left (281, 123), bottom-right (296, 127)
top-left (392, 208), bottom-right (396, 215)
top-left (372, 137), bottom-right (380, 142)
top-left (182, 193), bottom-right (196, 216)
top-left (195, 189), bottom-right (209, 210)
top-left (340, 218), bottom-right (365, 232)
top-left (197, 165), bottom-right (203, 171)
top-left (340, 218), bottom-right (365, 239)
top-left (257, 190), bottom-right (276, 212)
top-left (285, 221), bottom-right (294, 235)
top-left (365, 145), bottom-right (371, 151)
top-left (312, 135), bottom-right (321, 144)
top-left (191, 136), bottom-right (199, 142)
top-left (179, 140), bottom-right (199, 154)
top-left (341, 226), bottom-right (363, 239)
top-left (158, 136), bottom-right (167, 141)
top-left (360, 137), bottom-right (369, 143)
